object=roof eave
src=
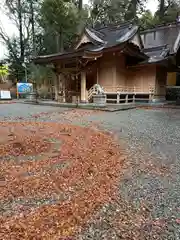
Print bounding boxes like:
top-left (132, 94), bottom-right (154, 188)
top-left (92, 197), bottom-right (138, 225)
top-left (33, 51), bottom-right (83, 64)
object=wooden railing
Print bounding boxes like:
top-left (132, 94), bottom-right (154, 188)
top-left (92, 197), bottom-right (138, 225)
top-left (87, 84), bottom-right (100, 101)
top-left (103, 86), bottom-right (155, 94)
top-left (87, 85), bottom-right (155, 104)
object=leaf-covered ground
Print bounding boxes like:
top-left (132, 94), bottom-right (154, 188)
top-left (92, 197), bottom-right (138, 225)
top-left (0, 105), bottom-right (180, 239)
top-left (0, 119), bottom-right (126, 239)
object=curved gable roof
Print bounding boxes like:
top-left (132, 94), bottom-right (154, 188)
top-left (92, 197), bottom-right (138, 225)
top-left (94, 22), bottom-right (139, 48)
top-left (76, 22), bottom-right (141, 54)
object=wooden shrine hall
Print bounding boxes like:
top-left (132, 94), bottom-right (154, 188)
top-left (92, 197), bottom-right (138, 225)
top-left (34, 21), bottom-right (180, 104)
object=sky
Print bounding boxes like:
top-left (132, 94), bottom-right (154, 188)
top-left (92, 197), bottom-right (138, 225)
top-left (0, 0), bottom-right (158, 60)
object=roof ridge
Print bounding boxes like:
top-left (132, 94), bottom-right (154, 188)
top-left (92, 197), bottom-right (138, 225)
top-left (94, 20), bottom-right (134, 31)
top-left (143, 45), bottom-right (167, 51)
top-left (141, 22), bottom-right (180, 33)
top-left (85, 28), bottom-right (105, 45)
top-left (87, 27), bottom-right (105, 39)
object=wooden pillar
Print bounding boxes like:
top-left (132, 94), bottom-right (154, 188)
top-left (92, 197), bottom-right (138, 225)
top-left (112, 59), bottom-right (116, 89)
top-left (133, 94), bottom-right (135, 103)
top-left (61, 74), bottom-right (66, 103)
top-left (54, 73), bottom-right (59, 101)
top-left (54, 64), bottom-right (61, 102)
top-left (152, 66), bottom-right (166, 102)
top-left (117, 93), bottom-right (120, 104)
top-left (81, 71), bottom-right (86, 103)
top-left (97, 67), bottom-right (99, 84)
top-left (125, 94), bottom-right (128, 103)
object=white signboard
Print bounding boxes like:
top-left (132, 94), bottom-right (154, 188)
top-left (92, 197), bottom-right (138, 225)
top-left (0, 90), bottom-right (11, 99)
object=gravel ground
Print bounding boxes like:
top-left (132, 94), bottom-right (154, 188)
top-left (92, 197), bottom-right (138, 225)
top-left (1, 103), bottom-right (180, 239)
top-left (0, 103), bottom-right (69, 120)
top-left (78, 108), bottom-right (180, 239)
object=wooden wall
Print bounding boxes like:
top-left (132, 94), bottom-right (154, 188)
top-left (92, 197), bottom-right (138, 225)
top-left (116, 54), bottom-right (126, 88)
top-left (98, 52), bottom-right (116, 90)
top-left (97, 52), bottom-right (157, 93)
top-left (127, 65), bottom-right (156, 92)
top-left (98, 52), bottom-right (127, 91)
top-left (154, 66), bottom-right (167, 100)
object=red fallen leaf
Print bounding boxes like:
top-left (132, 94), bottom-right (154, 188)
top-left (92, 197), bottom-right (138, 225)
top-left (0, 119), bottom-right (125, 239)
top-left (58, 238), bottom-right (74, 240)
top-left (0, 180), bottom-right (6, 186)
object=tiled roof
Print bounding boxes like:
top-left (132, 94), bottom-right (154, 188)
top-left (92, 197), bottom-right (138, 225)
top-left (142, 45), bottom-right (170, 63)
top-left (34, 22), bottom-right (180, 65)
top-left (83, 22), bottom-right (138, 51)
top-left (141, 23), bottom-right (180, 54)
top-left (140, 23), bottom-right (180, 63)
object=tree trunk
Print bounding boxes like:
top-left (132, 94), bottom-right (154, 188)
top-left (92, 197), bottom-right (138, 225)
top-left (59, 30), bottom-right (64, 53)
top-left (30, 0), bottom-right (36, 57)
top-left (54, 73), bottom-right (59, 101)
top-left (56, 28), bottom-right (64, 53)
top-left (125, 0), bottom-right (138, 20)
top-left (79, 0), bottom-right (83, 10)
top-left (17, 0), bottom-right (24, 63)
top-left (56, 34), bottom-right (60, 52)
top-left (159, 0), bottom-right (165, 18)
